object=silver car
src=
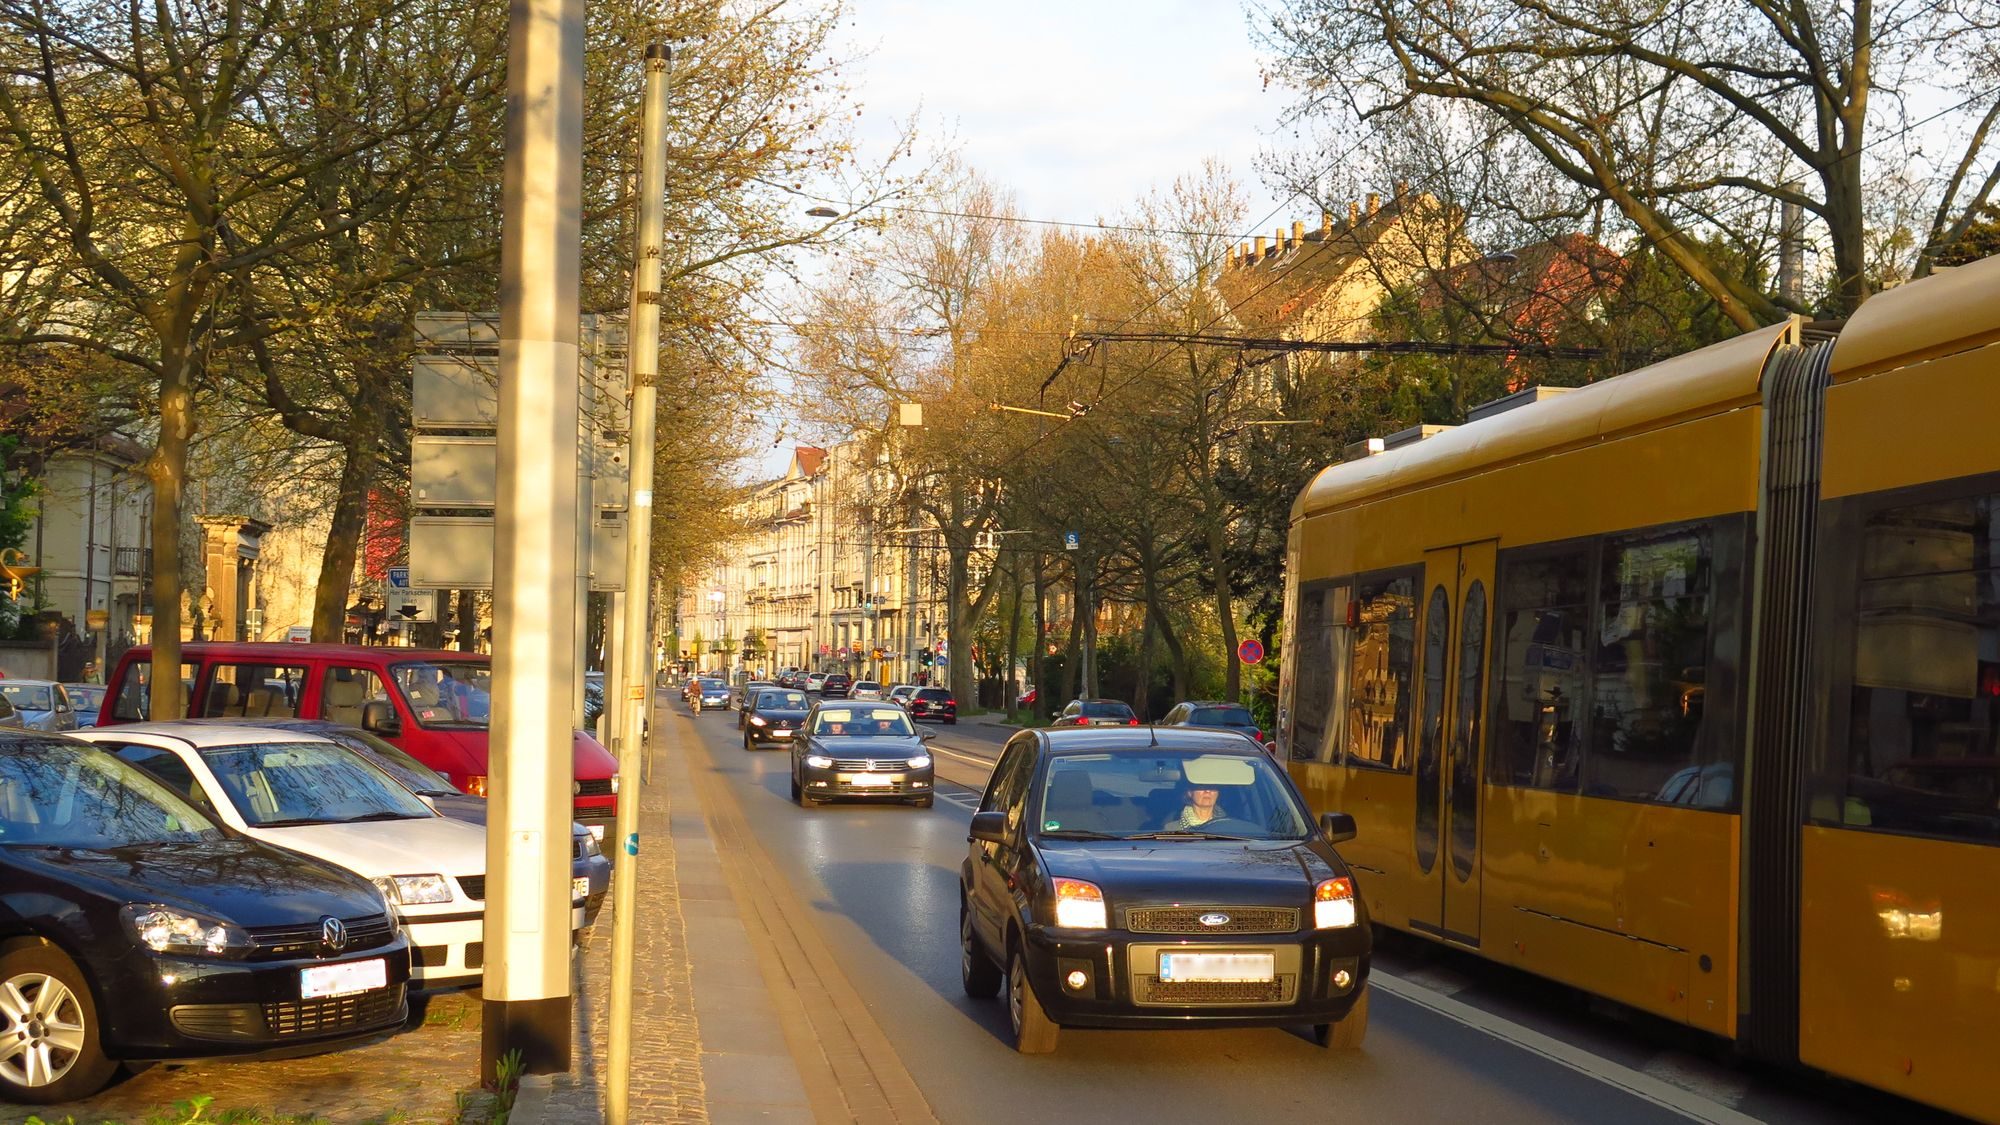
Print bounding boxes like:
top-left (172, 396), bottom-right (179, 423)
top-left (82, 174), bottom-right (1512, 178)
top-left (0, 679), bottom-right (76, 732)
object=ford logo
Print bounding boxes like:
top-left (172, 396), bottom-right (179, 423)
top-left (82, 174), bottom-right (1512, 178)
top-left (1198, 912), bottom-right (1231, 927)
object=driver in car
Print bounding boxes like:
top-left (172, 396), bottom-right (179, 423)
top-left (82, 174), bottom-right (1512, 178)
top-left (1161, 781), bottom-right (1226, 831)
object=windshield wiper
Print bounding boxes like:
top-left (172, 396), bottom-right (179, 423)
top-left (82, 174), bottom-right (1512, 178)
top-left (339, 811), bottom-right (425, 823)
top-left (1038, 829), bottom-right (1123, 840)
top-left (1121, 830), bottom-right (1259, 841)
top-left (257, 817), bottom-right (336, 827)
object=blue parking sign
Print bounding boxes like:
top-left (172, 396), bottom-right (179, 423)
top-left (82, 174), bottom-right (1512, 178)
top-left (388, 566), bottom-right (410, 590)
top-left (1063, 531), bottom-right (1080, 551)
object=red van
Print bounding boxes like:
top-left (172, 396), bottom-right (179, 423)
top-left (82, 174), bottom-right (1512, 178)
top-left (100, 643), bottom-right (619, 836)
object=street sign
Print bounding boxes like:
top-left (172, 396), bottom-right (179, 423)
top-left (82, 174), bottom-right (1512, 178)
top-left (388, 566), bottom-right (410, 590)
top-left (1063, 531), bottom-right (1080, 551)
top-left (1238, 638), bottom-right (1265, 665)
top-left (285, 625), bottom-right (313, 643)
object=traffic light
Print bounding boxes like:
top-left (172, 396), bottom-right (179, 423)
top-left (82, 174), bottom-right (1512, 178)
top-left (919, 649), bottom-right (933, 667)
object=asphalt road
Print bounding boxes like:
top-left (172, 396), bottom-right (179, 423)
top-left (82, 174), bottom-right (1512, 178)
top-left (683, 706), bottom-right (1961, 1125)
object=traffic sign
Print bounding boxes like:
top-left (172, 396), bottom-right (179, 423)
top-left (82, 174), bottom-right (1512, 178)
top-left (1063, 531), bottom-right (1080, 551)
top-left (388, 566), bottom-right (410, 590)
top-left (1237, 638), bottom-right (1265, 665)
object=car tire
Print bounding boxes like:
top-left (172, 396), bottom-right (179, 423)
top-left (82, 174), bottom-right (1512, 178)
top-left (960, 903), bottom-right (1001, 998)
top-left (789, 770), bottom-right (802, 804)
top-left (1313, 985), bottom-right (1369, 1049)
top-left (743, 732), bottom-right (755, 751)
top-left (1006, 946), bottom-right (1059, 1054)
top-left (0, 944), bottom-right (118, 1103)
top-left (946, 717), bottom-right (958, 725)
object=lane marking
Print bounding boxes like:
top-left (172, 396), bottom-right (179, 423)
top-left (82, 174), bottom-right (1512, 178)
top-left (929, 744), bottom-right (998, 768)
top-left (1370, 970), bottom-right (1764, 1125)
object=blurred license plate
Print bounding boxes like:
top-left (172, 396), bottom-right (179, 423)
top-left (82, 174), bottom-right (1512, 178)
top-left (1158, 952), bottom-right (1274, 983)
top-left (843, 774), bottom-right (895, 787)
top-left (587, 824), bottom-right (606, 841)
top-left (301, 958), bottom-right (386, 999)
top-left (572, 876), bottom-right (590, 900)
top-left (772, 729), bottom-right (792, 738)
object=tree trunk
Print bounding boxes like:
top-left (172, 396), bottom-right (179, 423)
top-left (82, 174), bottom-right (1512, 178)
top-left (147, 375), bottom-right (192, 721)
top-left (312, 435), bottom-right (377, 642)
top-left (1031, 557), bottom-right (1048, 721)
top-left (457, 588), bottom-right (479, 651)
top-left (1211, 521), bottom-right (1240, 701)
top-left (1132, 611), bottom-right (1155, 719)
top-left (946, 542), bottom-right (975, 702)
top-left (1141, 565), bottom-right (1190, 700)
top-left (1004, 555), bottom-right (1023, 711)
top-left (1059, 580), bottom-right (1082, 706)
top-left (1079, 556), bottom-right (1099, 698)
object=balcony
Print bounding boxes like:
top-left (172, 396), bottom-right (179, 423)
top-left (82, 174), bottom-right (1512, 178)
top-left (113, 547), bottom-right (152, 577)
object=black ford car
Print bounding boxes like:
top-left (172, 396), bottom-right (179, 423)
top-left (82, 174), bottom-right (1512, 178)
top-left (0, 732), bottom-right (412, 1102)
top-left (741, 687), bottom-right (810, 750)
top-left (959, 727), bottom-right (1369, 1053)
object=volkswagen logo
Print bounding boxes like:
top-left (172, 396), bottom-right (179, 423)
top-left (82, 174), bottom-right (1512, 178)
top-left (321, 916), bottom-right (348, 952)
top-left (1198, 912), bottom-right (1231, 928)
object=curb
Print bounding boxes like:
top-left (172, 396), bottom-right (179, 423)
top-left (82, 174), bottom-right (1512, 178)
top-left (507, 1074), bottom-right (553, 1124)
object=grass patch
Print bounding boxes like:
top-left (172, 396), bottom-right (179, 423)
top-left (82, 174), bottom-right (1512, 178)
top-left (23, 1097), bottom-right (411, 1125)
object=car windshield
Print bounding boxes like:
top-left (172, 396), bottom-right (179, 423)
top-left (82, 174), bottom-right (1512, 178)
top-left (332, 729), bottom-right (456, 795)
top-left (1081, 702), bottom-right (1133, 719)
top-left (65, 686), bottom-right (105, 708)
top-left (1, 684), bottom-right (53, 711)
top-left (1036, 750), bottom-right (1313, 841)
top-left (756, 690), bottom-right (808, 710)
top-left (391, 661), bottom-right (492, 729)
top-left (701, 679), bottom-right (726, 691)
top-left (1189, 706), bottom-right (1255, 727)
top-left (199, 741), bottom-right (436, 826)
top-left (0, 739), bottom-right (221, 847)
top-left (916, 689), bottom-right (951, 701)
top-left (811, 707), bottom-right (916, 738)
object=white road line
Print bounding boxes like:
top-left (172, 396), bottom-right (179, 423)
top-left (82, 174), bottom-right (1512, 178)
top-left (1370, 970), bottom-right (1765, 1125)
top-left (929, 745), bottom-right (997, 768)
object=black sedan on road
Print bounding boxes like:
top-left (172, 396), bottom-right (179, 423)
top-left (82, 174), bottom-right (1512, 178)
top-left (742, 688), bottom-right (811, 750)
top-left (0, 731), bottom-right (412, 1102)
top-left (959, 727), bottom-right (1369, 1054)
top-left (790, 702), bottom-right (936, 808)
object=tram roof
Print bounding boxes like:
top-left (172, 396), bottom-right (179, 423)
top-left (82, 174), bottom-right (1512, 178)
top-left (1293, 320), bottom-right (1794, 521)
top-left (1830, 252), bottom-right (2000, 384)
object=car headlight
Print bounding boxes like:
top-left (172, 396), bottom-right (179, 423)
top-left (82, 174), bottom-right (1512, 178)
top-left (1050, 877), bottom-right (1107, 930)
top-left (804, 754), bottom-right (833, 769)
top-left (373, 874), bottom-right (456, 905)
top-left (1315, 877), bottom-right (1357, 929)
top-left (749, 715), bottom-right (768, 727)
top-left (120, 904), bottom-right (252, 957)
top-left (905, 754), bottom-right (931, 769)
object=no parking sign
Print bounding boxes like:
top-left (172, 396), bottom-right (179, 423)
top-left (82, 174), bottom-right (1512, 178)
top-left (1237, 638), bottom-right (1265, 665)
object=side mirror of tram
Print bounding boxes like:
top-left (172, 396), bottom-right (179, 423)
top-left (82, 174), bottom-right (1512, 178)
top-left (1321, 812), bottom-right (1358, 845)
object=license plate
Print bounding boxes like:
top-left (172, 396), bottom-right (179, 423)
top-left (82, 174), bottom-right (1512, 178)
top-left (587, 824), bottom-right (606, 841)
top-left (301, 958), bottom-right (387, 999)
top-left (1158, 952), bottom-right (1275, 983)
top-left (572, 876), bottom-right (590, 901)
top-left (772, 729), bottom-right (792, 738)
top-left (843, 773), bottom-right (895, 787)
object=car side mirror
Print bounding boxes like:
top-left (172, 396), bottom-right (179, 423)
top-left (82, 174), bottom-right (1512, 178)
top-left (920, 730), bottom-right (936, 742)
top-left (1321, 811), bottom-right (1358, 845)
top-left (361, 699), bottom-right (402, 737)
top-left (969, 810), bottom-right (1008, 845)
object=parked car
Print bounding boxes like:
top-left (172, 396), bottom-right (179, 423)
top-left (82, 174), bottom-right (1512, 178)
top-left (99, 643), bottom-right (619, 840)
top-left (0, 691), bottom-right (20, 731)
top-left (1, 680), bottom-right (76, 733)
top-left (821, 673), bottom-right (852, 699)
top-left (203, 718), bottom-right (611, 926)
top-left (958, 727), bottom-right (1369, 1053)
top-left (0, 730), bottom-right (413, 1102)
top-left (790, 701), bottom-right (935, 808)
top-left (731, 680), bottom-right (777, 715)
top-left (60, 683), bottom-right (106, 727)
top-left (850, 680), bottom-right (885, 701)
top-left (1159, 701), bottom-right (1264, 747)
top-left (906, 687), bottom-right (958, 725)
top-left (805, 673), bottom-right (828, 693)
top-left (887, 684), bottom-right (918, 708)
top-left (742, 688), bottom-right (812, 751)
top-left (1056, 699), bottom-right (1140, 727)
top-left (70, 723), bottom-right (581, 993)
top-left (693, 678), bottom-right (731, 711)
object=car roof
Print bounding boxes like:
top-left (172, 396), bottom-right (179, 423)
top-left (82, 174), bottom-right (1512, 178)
top-left (1179, 700), bottom-right (1247, 708)
top-left (74, 721), bottom-right (340, 748)
top-left (1033, 727), bottom-right (1262, 754)
top-left (1, 678), bottom-right (59, 688)
top-left (116, 642), bottom-right (484, 663)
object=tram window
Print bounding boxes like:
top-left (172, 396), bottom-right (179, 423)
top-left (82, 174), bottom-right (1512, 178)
top-left (1586, 527), bottom-right (1719, 804)
top-left (1290, 582), bottom-right (1349, 764)
top-left (1490, 550), bottom-right (1588, 791)
top-left (1346, 573), bottom-right (1415, 771)
top-left (1843, 495), bottom-right (2000, 843)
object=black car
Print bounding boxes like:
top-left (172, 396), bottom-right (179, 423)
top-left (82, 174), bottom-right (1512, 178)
top-left (820, 673), bottom-right (853, 699)
top-left (1056, 698), bottom-right (1140, 726)
top-left (732, 682), bottom-right (779, 725)
top-left (202, 718), bottom-right (612, 926)
top-left (790, 701), bottom-right (936, 807)
top-left (906, 686), bottom-right (957, 724)
top-left (959, 727), bottom-right (1369, 1053)
top-left (1160, 701), bottom-right (1265, 747)
top-left (0, 731), bottom-right (412, 1102)
top-left (742, 687), bottom-right (811, 750)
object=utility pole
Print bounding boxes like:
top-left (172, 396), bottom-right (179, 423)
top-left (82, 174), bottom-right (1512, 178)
top-left (607, 42), bottom-right (669, 1125)
top-left (483, 0), bottom-right (583, 1081)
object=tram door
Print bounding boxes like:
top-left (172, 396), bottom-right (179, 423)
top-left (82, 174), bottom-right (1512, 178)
top-left (1412, 541), bottom-right (1496, 945)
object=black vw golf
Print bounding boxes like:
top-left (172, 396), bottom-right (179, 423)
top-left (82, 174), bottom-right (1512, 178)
top-left (959, 727), bottom-right (1369, 1053)
top-left (0, 732), bottom-right (411, 1103)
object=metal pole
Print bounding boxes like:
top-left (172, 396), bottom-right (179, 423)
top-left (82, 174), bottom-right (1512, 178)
top-left (483, 0), bottom-right (583, 1081)
top-left (602, 591), bottom-right (623, 743)
top-left (608, 41), bottom-right (670, 1125)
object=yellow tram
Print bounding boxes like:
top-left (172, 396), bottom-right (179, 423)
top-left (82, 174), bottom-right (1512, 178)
top-left (1280, 254), bottom-right (2000, 1121)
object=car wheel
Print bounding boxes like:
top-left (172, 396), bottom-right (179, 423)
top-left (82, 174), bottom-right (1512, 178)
top-left (1006, 945), bottom-right (1059, 1054)
top-left (910, 794), bottom-right (934, 809)
top-left (743, 732), bottom-right (754, 751)
top-left (960, 903), bottom-right (1001, 998)
top-left (0, 945), bottom-right (118, 1103)
top-left (946, 717), bottom-right (958, 725)
top-left (1313, 984), bottom-right (1369, 1049)
top-left (789, 770), bottom-right (802, 804)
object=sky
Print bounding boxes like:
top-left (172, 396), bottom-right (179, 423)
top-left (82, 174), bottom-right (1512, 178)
top-left (753, 0), bottom-right (1302, 476)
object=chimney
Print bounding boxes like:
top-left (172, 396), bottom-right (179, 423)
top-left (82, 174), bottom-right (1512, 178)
top-left (1292, 220), bottom-right (1306, 247)
top-left (1347, 201), bottom-right (1359, 226)
top-left (1321, 212), bottom-right (1334, 238)
top-left (1254, 235), bottom-right (1268, 260)
top-left (1240, 241), bottom-right (1251, 266)
top-left (1225, 245), bottom-right (1237, 270)
top-left (1276, 226), bottom-right (1288, 253)
top-left (1366, 192), bottom-right (1381, 216)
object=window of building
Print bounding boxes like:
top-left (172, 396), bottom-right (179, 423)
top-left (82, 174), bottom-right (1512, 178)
top-left (1346, 572), bottom-right (1415, 771)
top-left (1841, 494), bottom-right (2000, 843)
top-left (1490, 549), bottom-right (1590, 791)
top-left (1585, 526), bottom-right (1716, 802)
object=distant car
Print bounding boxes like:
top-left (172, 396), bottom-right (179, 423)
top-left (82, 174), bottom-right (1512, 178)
top-left (887, 684), bottom-right (918, 707)
top-left (907, 686), bottom-right (957, 724)
top-left (1, 679), bottom-right (76, 733)
top-left (958, 727), bottom-right (1369, 1054)
top-left (1160, 701), bottom-right (1264, 747)
top-left (732, 680), bottom-right (778, 715)
top-left (742, 687), bottom-right (811, 750)
top-left (695, 678), bottom-right (731, 711)
top-left (821, 673), bottom-right (853, 699)
top-left (1057, 699), bottom-right (1139, 727)
top-left (1019, 687), bottom-right (1038, 708)
top-left (0, 690), bottom-right (19, 730)
top-left (850, 680), bottom-right (885, 701)
top-left (790, 701), bottom-right (935, 808)
top-left (61, 683), bottom-right (106, 726)
top-left (805, 673), bottom-right (828, 693)
top-left (0, 730), bottom-right (413, 1102)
